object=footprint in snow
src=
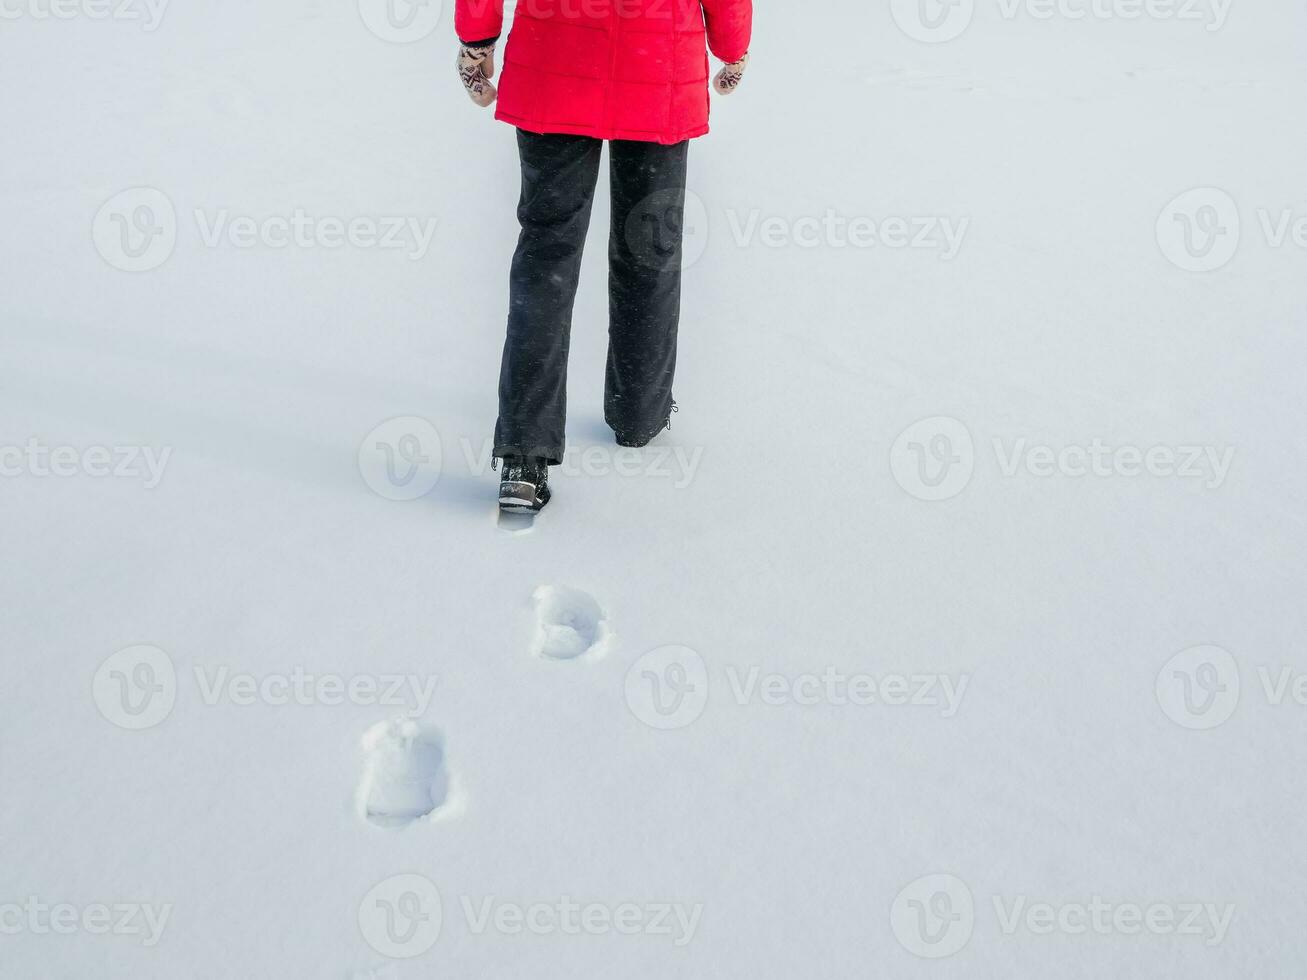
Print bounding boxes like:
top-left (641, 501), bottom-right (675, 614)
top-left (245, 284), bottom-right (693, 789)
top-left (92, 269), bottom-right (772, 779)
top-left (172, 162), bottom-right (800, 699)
top-left (532, 586), bottom-right (612, 661)
top-left (357, 719), bottom-right (449, 829)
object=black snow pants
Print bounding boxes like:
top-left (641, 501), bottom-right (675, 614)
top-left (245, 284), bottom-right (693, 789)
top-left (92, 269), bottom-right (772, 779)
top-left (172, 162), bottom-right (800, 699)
top-left (493, 129), bottom-right (689, 466)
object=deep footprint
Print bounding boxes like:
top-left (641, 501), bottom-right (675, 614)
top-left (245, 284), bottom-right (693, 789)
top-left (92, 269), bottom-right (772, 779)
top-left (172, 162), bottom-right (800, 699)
top-left (532, 585), bottom-right (612, 661)
top-left (357, 719), bottom-right (449, 828)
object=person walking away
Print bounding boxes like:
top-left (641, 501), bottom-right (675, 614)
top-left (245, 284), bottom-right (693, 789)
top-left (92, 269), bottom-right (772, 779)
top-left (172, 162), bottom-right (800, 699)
top-left (454, 0), bottom-right (752, 512)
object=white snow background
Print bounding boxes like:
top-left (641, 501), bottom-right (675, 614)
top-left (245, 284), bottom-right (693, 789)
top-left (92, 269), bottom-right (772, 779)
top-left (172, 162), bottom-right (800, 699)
top-left (2, 0), bottom-right (1306, 976)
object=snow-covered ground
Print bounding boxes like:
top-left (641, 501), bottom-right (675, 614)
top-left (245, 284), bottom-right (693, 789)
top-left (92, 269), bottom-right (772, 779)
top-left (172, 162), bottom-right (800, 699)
top-left (2, 0), bottom-right (1306, 976)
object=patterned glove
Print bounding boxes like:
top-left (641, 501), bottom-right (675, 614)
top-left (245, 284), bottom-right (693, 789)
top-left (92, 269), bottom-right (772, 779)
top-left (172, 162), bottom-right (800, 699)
top-left (457, 39), bottom-right (497, 108)
top-left (713, 52), bottom-right (749, 95)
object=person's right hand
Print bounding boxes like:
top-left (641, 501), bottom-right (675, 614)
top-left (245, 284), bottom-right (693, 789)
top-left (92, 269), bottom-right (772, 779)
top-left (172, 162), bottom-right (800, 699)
top-left (713, 52), bottom-right (749, 95)
top-left (457, 40), bottom-right (498, 107)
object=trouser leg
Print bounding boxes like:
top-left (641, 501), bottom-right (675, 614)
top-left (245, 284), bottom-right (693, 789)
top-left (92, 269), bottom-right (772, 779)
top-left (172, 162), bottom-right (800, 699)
top-left (605, 137), bottom-right (690, 442)
top-left (494, 129), bottom-right (603, 465)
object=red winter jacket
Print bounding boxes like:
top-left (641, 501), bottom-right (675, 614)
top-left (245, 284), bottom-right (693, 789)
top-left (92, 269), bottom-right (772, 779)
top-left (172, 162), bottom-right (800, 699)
top-left (456, 0), bottom-right (752, 145)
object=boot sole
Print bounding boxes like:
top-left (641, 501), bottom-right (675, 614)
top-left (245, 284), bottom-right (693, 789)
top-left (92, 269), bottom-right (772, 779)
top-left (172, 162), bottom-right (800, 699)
top-left (499, 480), bottom-right (546, 513)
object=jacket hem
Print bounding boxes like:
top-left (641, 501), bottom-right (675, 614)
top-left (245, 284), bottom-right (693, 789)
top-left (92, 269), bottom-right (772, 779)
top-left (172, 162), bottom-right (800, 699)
top-left (494, 109), bottom-right (708, 145)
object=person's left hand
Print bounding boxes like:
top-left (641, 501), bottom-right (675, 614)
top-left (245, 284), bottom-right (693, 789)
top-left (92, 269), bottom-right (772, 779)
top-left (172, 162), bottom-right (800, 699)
top-left (457, 40), bottom-right (498, 107)
top-left (713, 52), bottom-right (749, 95)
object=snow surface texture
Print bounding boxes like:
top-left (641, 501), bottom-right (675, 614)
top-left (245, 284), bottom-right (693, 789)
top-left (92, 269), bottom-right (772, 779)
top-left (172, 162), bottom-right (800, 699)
top-left (3, 0), bottom-right (1307, 978)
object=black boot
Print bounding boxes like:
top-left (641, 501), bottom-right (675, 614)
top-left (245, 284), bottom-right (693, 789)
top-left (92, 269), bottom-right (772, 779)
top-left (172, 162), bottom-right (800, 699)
top-left (498, 455), bottom-right (551, 513)
top-left (614, 402), bottom-right (677, 449)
